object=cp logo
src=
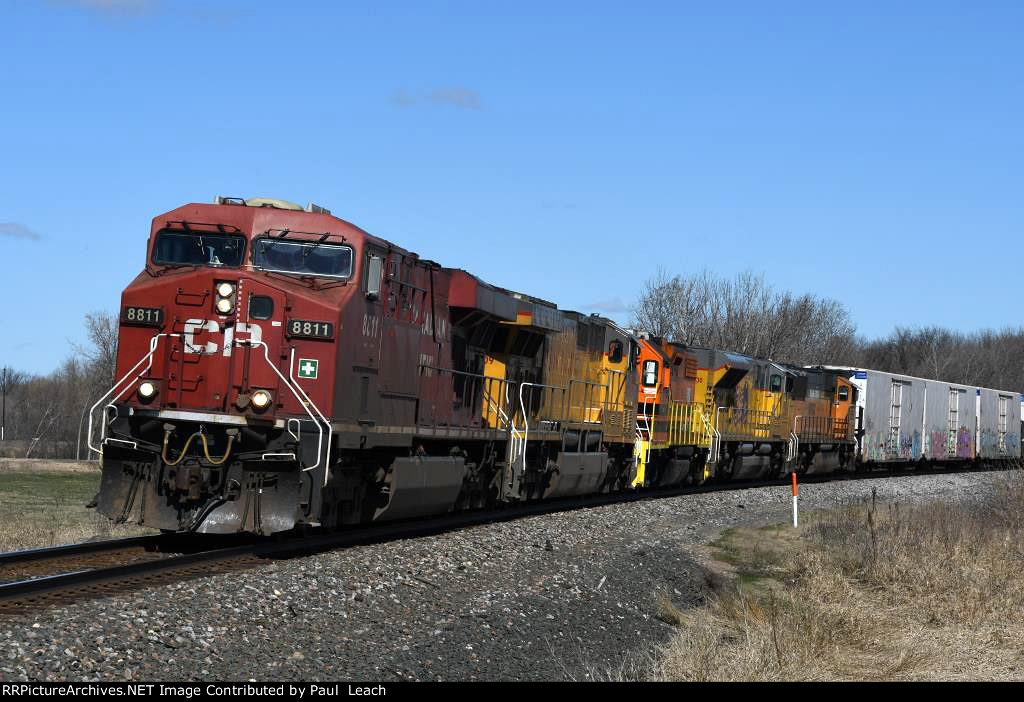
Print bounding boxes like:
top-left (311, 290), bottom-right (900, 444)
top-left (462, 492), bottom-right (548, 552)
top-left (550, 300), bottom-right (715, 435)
top-left (183, 319), bottom-right (263, 356)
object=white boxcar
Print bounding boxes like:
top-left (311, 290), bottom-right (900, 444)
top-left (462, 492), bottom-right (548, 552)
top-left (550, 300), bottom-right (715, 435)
top-left (824, 367), bottom-right (1022, 464)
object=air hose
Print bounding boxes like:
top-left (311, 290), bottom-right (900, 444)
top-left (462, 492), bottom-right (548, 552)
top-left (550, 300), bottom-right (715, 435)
top-left (162, 429), bottom-right (236, 466)
top-left (202, 432), bottom-right (236, 465)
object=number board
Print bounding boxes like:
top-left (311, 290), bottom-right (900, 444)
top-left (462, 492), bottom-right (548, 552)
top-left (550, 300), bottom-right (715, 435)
top-left (122, 306), bottom-right (163, 327)
top-left (287, 319), bottom-right (334, 340)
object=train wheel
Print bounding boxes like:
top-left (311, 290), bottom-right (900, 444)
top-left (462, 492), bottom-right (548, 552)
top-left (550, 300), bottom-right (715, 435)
top-left (688, 455), bottom-right (708, 486)
top-left (717, 455), bottom-right (737, 483)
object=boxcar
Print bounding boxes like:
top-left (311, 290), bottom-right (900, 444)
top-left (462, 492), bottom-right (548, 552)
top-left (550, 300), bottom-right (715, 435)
top-left (826, 367), bottom-right (1022, 465)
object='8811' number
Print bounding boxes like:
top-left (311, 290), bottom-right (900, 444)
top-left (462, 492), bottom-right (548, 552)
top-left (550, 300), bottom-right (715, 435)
top-left (288, 319), bottom-right (334, 340)
top-left (122, 306), bottom-right (163, 327)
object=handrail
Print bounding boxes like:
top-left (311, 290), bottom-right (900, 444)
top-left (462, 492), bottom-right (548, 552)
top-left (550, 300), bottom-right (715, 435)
top-left (792, 413), bottom-right (852, 442)
top-left (485, 395), bottom-right (511, 429)
top-left (516, 382), bottom-right (535, 475)
top-left (700, 408), bottom-right (720, 464)
top-left (88, 333), bottom-right (179, 455)
top-left (87, 334), bottom-right (331, 482)
top-left (238, 340), bottom-right (329, 477)
top-left (716, 405), bottom-right (784, 439)
top-left (283, 344), bottom-right (332, 481)
top-left (418, 364), bottom-right (514, 432)
top-left (505, 382), bottom-right (518, 436)
top-left (567, 377), bottom-right (613, 424)
top-left (635, 390), bottom-right (657, 472)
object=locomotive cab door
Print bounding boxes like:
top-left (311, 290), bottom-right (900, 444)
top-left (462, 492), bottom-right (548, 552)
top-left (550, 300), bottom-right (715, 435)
top-left (833, 377), bottom-right (854, 440)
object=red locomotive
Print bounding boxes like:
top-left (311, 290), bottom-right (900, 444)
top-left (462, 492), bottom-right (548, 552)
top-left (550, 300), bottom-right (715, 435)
top-left (93, 197), bottom-right (640, 534)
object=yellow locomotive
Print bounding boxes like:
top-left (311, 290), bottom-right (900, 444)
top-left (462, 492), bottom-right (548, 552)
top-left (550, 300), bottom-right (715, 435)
top-left (632, 336), bottom-right (856, 488)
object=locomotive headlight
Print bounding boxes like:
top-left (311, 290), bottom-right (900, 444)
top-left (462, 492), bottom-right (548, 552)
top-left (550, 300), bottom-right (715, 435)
top-left (217, 282), bottom-right (235, 298)
top-left (251, 389), bottom-right (272, 410)
top-left (138, 381), bottom-right (157, 400)
top-left (216, 297), bottom-right (235, 314)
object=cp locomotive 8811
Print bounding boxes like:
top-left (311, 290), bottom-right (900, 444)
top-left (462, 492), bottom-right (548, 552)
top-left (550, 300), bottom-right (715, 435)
top-left (93, 197), bottom-right (640, 534)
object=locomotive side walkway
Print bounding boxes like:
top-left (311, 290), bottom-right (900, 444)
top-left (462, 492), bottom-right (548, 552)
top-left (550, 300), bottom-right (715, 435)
top-left (0, 471), bottom-right (1011, 681)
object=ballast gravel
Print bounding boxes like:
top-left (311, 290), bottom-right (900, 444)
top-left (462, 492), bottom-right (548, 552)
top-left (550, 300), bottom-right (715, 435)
top-left (0, 471), bottom-right (1012, 681)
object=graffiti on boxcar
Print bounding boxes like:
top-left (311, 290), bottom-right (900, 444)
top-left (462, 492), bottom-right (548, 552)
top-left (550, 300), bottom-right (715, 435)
top-left (926, 430), bottom-right (946, 459)
top-left (863, 433), bottom-right (887, 462)
top-left (956, 427), bottom-right (973, 458)
top-left (979, 428), bottom-right (1000, 456)
top-left (899, 430), bottom-right (921, 458)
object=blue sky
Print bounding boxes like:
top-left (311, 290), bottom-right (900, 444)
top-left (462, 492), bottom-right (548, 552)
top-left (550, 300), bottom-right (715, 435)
top-left (1, 0), bottom-right (1022, 373)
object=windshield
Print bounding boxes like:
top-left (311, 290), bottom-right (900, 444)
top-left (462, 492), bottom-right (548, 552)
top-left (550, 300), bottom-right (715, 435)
top-left (252, 238), bottom-right (353, 278)
top-left (153, 229), bottom-right (246, 267)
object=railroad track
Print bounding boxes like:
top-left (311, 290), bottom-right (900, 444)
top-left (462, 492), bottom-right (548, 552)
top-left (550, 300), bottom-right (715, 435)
top-left (0, 535), bottom-right (182, 589)
top-left (0, 541), bottom-right (268, 613)
top-left (0, 463), bottom-right (1010, 613)
top-left (0, 488), bottom-right (691, 613)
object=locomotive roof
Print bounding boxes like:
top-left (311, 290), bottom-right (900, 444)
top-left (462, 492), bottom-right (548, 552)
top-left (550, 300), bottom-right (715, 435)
top-left (156, 200), bottom-right (422, 261)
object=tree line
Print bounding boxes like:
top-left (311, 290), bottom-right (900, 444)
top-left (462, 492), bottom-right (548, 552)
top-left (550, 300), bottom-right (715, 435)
top-left (0, 312), bottom-right (117, 459)
top-left (632, 268), bottom-right (1024, 392)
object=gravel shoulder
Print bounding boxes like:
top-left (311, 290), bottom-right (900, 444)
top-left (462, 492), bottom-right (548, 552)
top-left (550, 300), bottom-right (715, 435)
top-left (0, 470), bottom-right (1009, 681)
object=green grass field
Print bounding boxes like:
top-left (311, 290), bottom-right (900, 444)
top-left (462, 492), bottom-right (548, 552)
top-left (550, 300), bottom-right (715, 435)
top-left (0, 461), bottom-right (153, 552)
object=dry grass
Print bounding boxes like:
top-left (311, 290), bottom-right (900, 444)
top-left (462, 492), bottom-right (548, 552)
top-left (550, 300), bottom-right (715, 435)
top-left (0, 461), bottom-right (153, 552)
top-left (0, 458), bottom-right (102, 474)
top-left (646, 473), bottom-right (1024, 681)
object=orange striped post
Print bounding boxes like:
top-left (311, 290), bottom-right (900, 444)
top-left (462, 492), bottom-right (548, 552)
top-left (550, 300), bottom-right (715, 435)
top-left (791, 471), bottom-right (798, 528)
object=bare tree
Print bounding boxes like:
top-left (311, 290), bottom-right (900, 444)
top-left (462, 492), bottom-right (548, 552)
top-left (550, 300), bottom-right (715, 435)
top-left (0, 367), bottom-right (28, 442)
top-left (631, 268), bottom-right (683, 340)
top-left (77, 311), bottom-right (118, 387)
top-left (631, 269), bottom-right (857, 365)
top-left (855, 326), bottom-right (1024, 391)
top-left (0, 311), bottom-right (120, 457)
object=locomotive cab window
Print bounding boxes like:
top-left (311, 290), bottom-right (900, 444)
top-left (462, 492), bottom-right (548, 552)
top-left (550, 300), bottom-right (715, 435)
top-left (608, 339), bottom-right (624, 364)
top-left (249, 295), bottom-right (274, 320)
top-left (152, 229), bottom-right (246, 268)
top-left (365, 254), bottom-right (383, 300)
top-left (642, 360), bottom-right (658, 387)
top-left (770, 374), bottom-right (782, 393)
top-left (838, 386), bottom-right (849, 402)
top-left (252, 238), bottom-right (353, 279)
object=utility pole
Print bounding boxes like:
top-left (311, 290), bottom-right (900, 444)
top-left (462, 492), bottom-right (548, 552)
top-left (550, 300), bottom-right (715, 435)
top-left (1, 366), bottom-right (8, 442)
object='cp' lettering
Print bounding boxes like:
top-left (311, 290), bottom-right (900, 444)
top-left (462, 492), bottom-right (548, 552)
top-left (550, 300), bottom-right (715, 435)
top-left (183, 319), bottom-right (220, 355)
top-left (183, 319), bottom-right (264, 356)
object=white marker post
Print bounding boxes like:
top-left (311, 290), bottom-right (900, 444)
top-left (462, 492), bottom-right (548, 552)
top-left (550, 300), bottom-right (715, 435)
top-left (791, 471), bottom-right (799, 528)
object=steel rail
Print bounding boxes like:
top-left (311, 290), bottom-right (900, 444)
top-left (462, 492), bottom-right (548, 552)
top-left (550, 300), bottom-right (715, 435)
top-left (0, 535), bottom-right (164, 568)
top-left (0, 543), bottom-right (262, 608)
